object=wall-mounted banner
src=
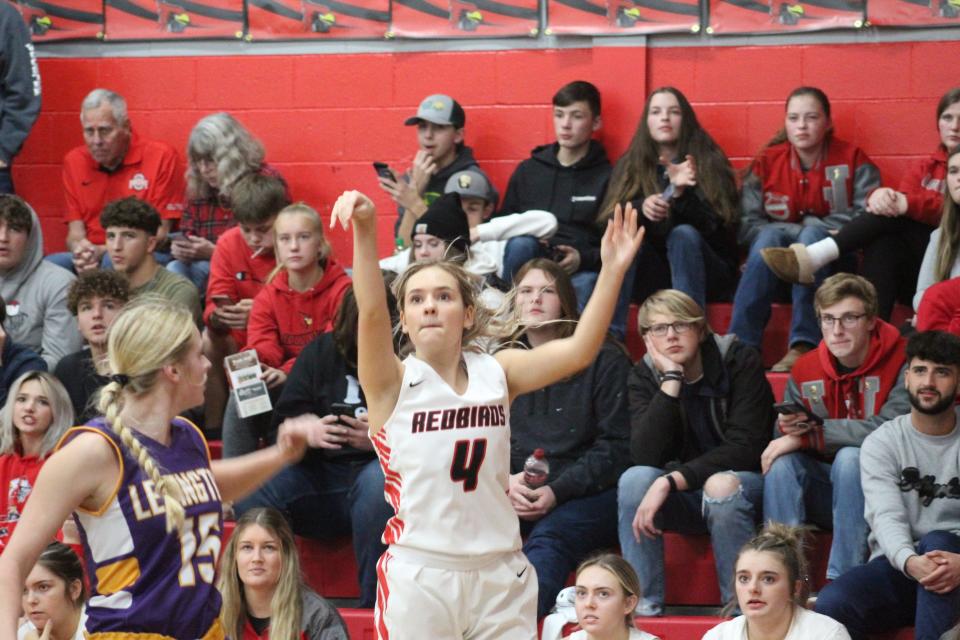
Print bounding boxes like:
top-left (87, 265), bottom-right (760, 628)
top-left (546, 0), bottom-right (700, 35)
top-left (247, 0), bottom-right (389, 38)
top-left (13, 0), bottom-right (103, 40)
top-left (103, 0), bottom-right (244, 38)
top-left (867, 0), bottom-right (960, 26)
top-left (708, 0), bottom-right (865, 33)
top-left (389, 0), bottom-right (540, 37)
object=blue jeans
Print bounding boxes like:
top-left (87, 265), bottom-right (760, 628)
top-left (666, 225), bottom-right (735, 310)
top-left (729, 224), bottom-right (830, 349)
top-left (167, 259), bottom-right (211, 295)
top-left (235, 457), bottom-right (392, 609)
top-left (815, 531), bottom-right (960, 640)
top-left (763, 447), bottom-right (868, 579)
top-left (617, 466), bottom-right (763, 615)
top-left (620, 224), bottom-right (735, 313)
top-left (520, 488), bottom-right (619, 619)
top-left (502, 236), bottom-right (609, 335)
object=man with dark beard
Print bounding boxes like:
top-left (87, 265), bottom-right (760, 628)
top-left (815, 330), bottom-right (960, 640)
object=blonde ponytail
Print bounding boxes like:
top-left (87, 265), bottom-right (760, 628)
top-left (97, 381), bottom-right (186, 533)
top-left (99, 295), bottom-right (196, 535)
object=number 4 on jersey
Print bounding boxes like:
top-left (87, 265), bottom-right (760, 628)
top-left (450, 439), bottom-right (487, 492)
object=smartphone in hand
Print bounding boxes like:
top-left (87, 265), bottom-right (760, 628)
top-left (373, 162), bottom-right (397, 182)
top-left (773, 401), bottom-right (823, 425)
top-left (331, 402), bottom-right (367, 423)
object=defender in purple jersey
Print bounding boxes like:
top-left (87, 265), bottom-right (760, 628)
top-left (0, 297), bottom-right (324, 640)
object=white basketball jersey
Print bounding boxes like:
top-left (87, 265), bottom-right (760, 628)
top-left (372, 351), bottom-right (521, 559)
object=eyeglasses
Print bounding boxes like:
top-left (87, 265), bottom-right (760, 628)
top-left (646, 321), bottom-right (694, 337)
top-left (819, 313), bottom-right (867, 329)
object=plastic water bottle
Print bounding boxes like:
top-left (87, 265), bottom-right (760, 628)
top-left (523, 448), bottom-right (549, 489)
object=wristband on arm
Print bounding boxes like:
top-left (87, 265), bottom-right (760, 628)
top-left (662, 473), bottom-right (678, 493)
top-left (660, 370), bottom-right (684, 383)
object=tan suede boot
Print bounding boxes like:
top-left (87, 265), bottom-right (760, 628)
top-left (760, 243), bottom-right (815, 285)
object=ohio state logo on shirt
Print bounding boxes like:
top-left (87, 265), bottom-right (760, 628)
top-left (4, 302), bottom-right (25, 330)
top-left (129, 173), bottom-right (149, 192)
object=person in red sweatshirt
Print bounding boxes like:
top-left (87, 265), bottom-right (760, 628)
top-left (762, 87), bottom-right (960, 320)
top-left (762, 273), bottom-right (909, 583)
top-left (917, 277), bottom-right (960, 335)
top-left (222, 202), bottom-right (350, 457)
top-left (244, 202), bottom-right (351, 383)
top-left (202, 173), bottom-right (290, 433)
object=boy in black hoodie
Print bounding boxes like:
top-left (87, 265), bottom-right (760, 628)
top-left (380, 94), bottom-right (485, 243)
top-left (497, 81), bottom-right (612, 309)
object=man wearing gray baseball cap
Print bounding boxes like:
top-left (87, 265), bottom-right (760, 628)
top-left (379, 93), bottom-right (486, 244)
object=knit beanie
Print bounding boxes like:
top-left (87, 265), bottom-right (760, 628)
top-left (413, 192), bottom-right (470, 253)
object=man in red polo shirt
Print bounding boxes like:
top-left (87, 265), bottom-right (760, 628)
top-left (49, 89), bottom-right (183, 273)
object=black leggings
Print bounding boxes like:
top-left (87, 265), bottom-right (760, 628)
top-left (833, 215), bottom-right (935, 320)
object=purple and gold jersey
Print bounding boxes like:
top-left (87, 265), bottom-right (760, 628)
top-left (57, 417), bottom-right (224, 640)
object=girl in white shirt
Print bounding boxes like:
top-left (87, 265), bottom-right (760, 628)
top-left (18, 543), bottom-right (86, 640)
top-left (702, 523), bottom-right (851, 640)
top-left (570, 553), bottom-right (659, 640)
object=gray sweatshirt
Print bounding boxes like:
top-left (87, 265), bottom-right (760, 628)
top-left (862, 409), bottom-right (960, 574)
top-left (0, 207), bottom-right (82, 368)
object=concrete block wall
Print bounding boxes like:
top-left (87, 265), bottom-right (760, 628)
top-left (13, 40), bottom-right (956, 261)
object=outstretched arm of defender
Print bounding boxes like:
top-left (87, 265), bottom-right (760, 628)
top-left (330, 191), bottom-right (403, 431)
top-left (497, 203), bottom-right (644, 399)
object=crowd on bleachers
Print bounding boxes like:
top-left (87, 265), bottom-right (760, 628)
top-left (1, 21), bottom-right (960, 637)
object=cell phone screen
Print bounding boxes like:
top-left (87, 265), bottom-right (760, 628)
top-left (372, 162), bottom-right (396, 182)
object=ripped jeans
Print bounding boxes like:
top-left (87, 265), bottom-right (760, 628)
top-left (617, 467), bottom-right (763, 615)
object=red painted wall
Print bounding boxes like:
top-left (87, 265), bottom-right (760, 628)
top-left (14, 40), bottom-right (956, 260)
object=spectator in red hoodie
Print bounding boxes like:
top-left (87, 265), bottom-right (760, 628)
top-left (916, 278), bottom-right (960, 335)
top-left (223, 202), bottom-right (350, 457)
top-left (245, 202), bottom-right (351, 383)
top-left (202, 173), bottom-right (289, 434)
top-left (762, 87), bottom-right (960, 320)
top-left (762, 273), bottom-right (910, 582)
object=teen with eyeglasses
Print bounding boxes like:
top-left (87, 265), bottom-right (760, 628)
top-left (762, 273), bottom-right (910, 584)
top-left (617, 289), bottom-right (773, 617)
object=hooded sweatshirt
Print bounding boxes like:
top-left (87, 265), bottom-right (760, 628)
top-left (497, 141), bottom-right (611, 271)
top-left (786, 318), bottom-right (909, 457)
top-left (0, 208), bottom-right (82, 368)
top-left (243, 259), bottom-right (351, 373)
top-left (0, 1), bottom-right (41, 166)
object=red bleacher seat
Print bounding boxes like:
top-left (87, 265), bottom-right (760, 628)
top-left (209, 440), bottom-right (223, 460)
top-left (640, 616), bottom-right (721, 640)
top-left (663, 531), bottom-right (832, 606)
top-left (339, 608), bottom-right (377, 640)
top-left (298, 537), bottom-right (362, 598)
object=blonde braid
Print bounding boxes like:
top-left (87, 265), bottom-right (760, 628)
top-left (98, 381), bottom-right (186, 535)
